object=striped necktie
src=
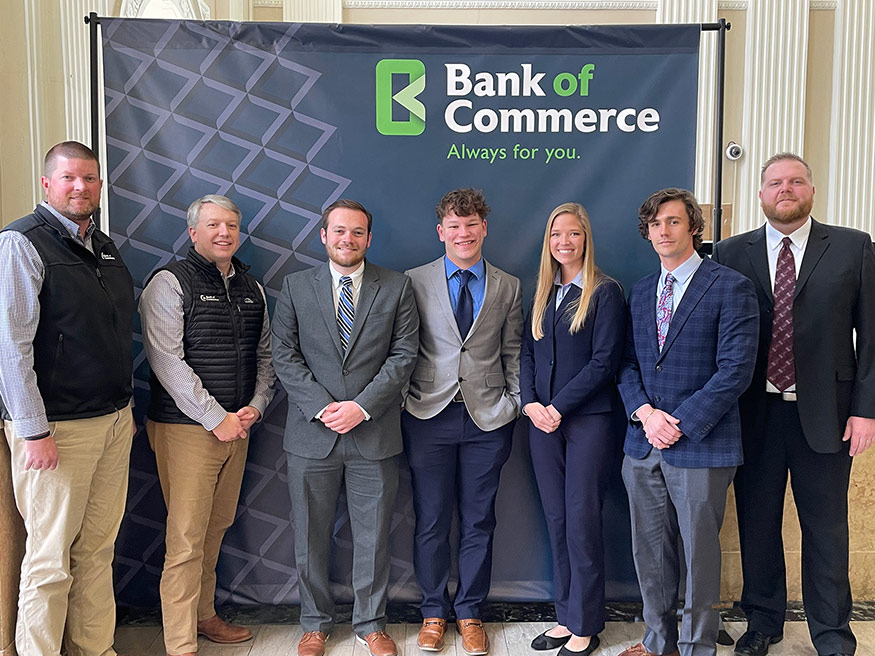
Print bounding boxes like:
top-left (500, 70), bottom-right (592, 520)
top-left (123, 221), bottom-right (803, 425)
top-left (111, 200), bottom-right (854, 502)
top-left (337, 275), bottom-right (354, 351)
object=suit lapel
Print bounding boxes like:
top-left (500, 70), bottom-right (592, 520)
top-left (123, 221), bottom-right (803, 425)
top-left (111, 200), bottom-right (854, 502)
top-left (795, 218), bottom-right (829, 298)
top-left (427, 258), bottom-right (463, 342)
top-left (555, 285), bottom-right (580, 326)
top-left (643, 273), bottom-right (659, 360)
top-left (547, 287), bottom-right (558, 326)
top-left (313, 264), bottom-right (344, 357)
top-left (658, 259), bottom-right (718, 361)
top-left (472, 262), bottom-right (500, 340)
top-left (744, 226), bottom-right (773, 304)
top-left (343, 262), bottom-right (379, 359)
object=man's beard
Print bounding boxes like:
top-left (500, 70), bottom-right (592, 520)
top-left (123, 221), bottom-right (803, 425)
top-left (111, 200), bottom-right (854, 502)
top-left (762, 196), bottom-right (813, 226)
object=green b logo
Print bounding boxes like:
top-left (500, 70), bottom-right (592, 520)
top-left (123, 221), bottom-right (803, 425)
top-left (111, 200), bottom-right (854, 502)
top-left (375, 59), bottom-right (426, 136)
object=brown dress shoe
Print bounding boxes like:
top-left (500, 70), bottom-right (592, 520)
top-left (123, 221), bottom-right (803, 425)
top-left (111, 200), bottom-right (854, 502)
top-left (298, 630), bottom-right (329, 656)
top-left (196, 615), bottom-right (252, 644)
top-left (617, 643), bottom-right (679, 656)
top-left (417, 618), bottom-right (447, 651)
top-left (357, 630), bottom-right (398, 656)
top-left (457, 619), bottom-right (489, 655)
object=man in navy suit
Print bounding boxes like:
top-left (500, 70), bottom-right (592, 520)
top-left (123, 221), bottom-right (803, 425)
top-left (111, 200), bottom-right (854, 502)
top-left (713, 154), bottom-right (875, 656)
top-left (617, 188), bottom-right (759, 656)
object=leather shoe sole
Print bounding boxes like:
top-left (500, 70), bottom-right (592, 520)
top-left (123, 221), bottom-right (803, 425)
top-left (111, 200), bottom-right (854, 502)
top-left (531, 630), bottom-right (572, 651)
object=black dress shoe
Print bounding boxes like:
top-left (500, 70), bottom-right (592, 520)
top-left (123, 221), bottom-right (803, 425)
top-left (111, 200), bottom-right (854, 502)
top-left (557, 635), bottom-right (600, 656)
top-left (717, 628), bottom-right (734, 646)
top-left (531, 631), bottom-right (571, 650)
top-left (734, 631), bottom-right (783, 656)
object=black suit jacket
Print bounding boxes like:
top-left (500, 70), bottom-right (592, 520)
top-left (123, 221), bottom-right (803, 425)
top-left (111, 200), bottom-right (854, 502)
top-left (712, 219), bottom-right (875, 453)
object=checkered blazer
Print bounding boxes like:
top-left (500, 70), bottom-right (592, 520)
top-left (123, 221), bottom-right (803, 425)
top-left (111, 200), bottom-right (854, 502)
top-left (617, 256), bottom-right (759, 468)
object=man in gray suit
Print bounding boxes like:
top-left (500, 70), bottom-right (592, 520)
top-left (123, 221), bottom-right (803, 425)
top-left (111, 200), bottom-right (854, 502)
top-left (272, 199), bottom-right (419, 656)
top-left (403, 188), bottom-right (523, 656)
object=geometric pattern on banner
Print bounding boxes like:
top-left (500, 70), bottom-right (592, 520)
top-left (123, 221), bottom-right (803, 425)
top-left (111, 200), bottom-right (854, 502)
top-left (101, 18), bottom-right (700, 608)
top-left (102, 18), bottom-right (365, 606)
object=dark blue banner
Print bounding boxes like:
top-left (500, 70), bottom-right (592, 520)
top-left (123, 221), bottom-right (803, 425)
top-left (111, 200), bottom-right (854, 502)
top-left (101, 18), bottom-right (699, 606)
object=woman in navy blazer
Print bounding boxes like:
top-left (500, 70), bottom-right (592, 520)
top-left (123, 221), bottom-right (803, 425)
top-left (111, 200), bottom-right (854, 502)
top-left (520, 203), bottom-right (626, 656)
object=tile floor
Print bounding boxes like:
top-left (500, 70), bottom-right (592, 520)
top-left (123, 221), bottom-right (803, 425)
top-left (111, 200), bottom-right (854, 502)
top-left (113, 620), bottom-right (875, 656)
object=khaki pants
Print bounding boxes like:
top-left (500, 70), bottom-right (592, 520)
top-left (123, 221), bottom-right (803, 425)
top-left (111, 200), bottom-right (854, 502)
top-left (5, 407), bottom-right (133, 656)
top-left (147, 420), bottom-right (249, 655)
top-left (0, 426), bottom-right (26, 656)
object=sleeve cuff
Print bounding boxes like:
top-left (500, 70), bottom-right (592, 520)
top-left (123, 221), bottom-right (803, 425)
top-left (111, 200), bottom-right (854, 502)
top-left (354, 402), bottom-right (371, 421)
top-left (200, 404), bottom-right (229, 432)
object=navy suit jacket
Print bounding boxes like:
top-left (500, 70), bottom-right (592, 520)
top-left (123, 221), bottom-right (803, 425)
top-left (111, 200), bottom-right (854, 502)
top-left (521, 279), bottom-right (626, 417)
top-left (617, 256), bottom-right (759, 468)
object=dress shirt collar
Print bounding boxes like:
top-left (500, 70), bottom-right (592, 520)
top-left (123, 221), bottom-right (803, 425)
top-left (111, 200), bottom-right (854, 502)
top-left (41, 201), bottom-right (96, 242)
top-left (329, 260), bottom-right (365, 290)
top-left (765, 215), bottom-right (812, 253)
top-left (659, 251), bottom-right (702, 293)
top-left (553, 267), bottom-right (583, 289)
top-left (444, 256), bottom-right (485, 281)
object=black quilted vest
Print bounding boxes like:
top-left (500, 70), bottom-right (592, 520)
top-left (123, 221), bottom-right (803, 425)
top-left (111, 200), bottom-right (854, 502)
top-left (147, 247), bottom-right (265, 424)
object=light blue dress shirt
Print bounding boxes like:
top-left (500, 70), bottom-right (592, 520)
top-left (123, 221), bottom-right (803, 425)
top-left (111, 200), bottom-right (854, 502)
top-left (445, 256), bottom-right (486, 320)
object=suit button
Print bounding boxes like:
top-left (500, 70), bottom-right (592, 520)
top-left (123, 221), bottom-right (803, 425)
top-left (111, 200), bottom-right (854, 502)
top-left (549, 360), bottom-right (554, 366)
top-left (342, 369), bottom-right (350, 376)
top-left (655, 396), bottom-right (661, 402)
top-left (461, 346), bottom-right (467, 352)
top-left (458, 377), bottom-right (464, 382)
top-left (655, 365), bottom-right (662, 372)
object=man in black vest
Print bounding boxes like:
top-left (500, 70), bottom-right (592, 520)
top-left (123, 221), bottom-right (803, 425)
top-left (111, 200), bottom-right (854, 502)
top-left (0, 141), bottom-right (135, 656)
top-left (140, 194), bottom-right (275, 656)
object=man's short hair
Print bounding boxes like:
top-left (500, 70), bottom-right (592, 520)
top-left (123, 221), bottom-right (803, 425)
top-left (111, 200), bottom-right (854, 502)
top-left (435, 188), bottom-right (490, 222)
top-left (321, 199), bottom-right (373, 233)
top-left (44, 141), bottom-right (100, 178)
top-left (760, 152), bottom-right (813, 185)
top-left (637, 187), bottom-right (705, 251)
top-left (186, 194), bottom-right (242, 229)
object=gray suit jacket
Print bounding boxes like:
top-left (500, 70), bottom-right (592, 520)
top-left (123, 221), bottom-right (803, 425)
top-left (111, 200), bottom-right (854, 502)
top-left (404, 257), bottom-right (523, 431)
top-left (271, 260), bottom-right (420, 460)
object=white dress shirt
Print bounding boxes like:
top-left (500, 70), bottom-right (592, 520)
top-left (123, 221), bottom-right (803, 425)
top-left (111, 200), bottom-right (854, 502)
top-left (763, 216), bottom-right (811, 393)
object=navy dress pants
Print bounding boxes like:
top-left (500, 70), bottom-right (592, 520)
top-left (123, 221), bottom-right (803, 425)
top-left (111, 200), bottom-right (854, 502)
top-left (402, 403), bottom-right (514, 619)
top-left (529, 412), bottom-right (614, 637)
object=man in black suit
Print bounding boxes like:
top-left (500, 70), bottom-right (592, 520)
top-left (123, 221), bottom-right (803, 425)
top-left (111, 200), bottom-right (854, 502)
top-left (713, 153), bottom-right (875, 656)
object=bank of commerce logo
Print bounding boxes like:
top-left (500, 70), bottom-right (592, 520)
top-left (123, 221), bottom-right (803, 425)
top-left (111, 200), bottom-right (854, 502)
top-left (375, 59), bottom-right (426, 136)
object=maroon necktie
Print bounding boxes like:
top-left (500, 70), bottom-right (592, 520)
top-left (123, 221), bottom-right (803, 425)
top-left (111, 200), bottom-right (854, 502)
top-left (767, 237), bottom-right (796, 391)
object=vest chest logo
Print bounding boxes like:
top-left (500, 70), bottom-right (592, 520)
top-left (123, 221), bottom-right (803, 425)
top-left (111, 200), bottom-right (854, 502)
top-left (199, 294), bottom-right (221, 302)
top-left (243, 297), bottom-right (255, 303)
top-left (100, 252), bottom-right (116, 261)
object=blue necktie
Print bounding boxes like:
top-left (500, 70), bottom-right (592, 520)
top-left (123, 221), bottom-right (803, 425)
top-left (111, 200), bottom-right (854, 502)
top-left (455, 269), bottom-right (474, 338)
top-left (337, 275), bottom-right (354, 351)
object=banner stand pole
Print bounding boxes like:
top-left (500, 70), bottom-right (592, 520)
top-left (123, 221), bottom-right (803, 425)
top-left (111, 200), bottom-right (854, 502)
top-left (85, 12), bottom-right (101, 158)
top-left (703, 19), bottom-right (731, 243)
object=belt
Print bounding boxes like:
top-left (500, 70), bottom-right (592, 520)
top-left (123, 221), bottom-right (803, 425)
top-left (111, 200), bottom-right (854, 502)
top-left (768, 391), bottom-right (797, 402)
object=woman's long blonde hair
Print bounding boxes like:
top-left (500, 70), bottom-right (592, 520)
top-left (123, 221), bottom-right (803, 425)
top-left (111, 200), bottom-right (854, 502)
top-left (531, 202), bottom-right (604, 340)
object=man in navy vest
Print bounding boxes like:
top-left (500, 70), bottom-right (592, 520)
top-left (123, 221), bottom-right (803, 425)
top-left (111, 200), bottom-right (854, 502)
top-left (0, 141), bottom-right (135, 656)
top-left (140, 194), bottom-right (275, 656)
